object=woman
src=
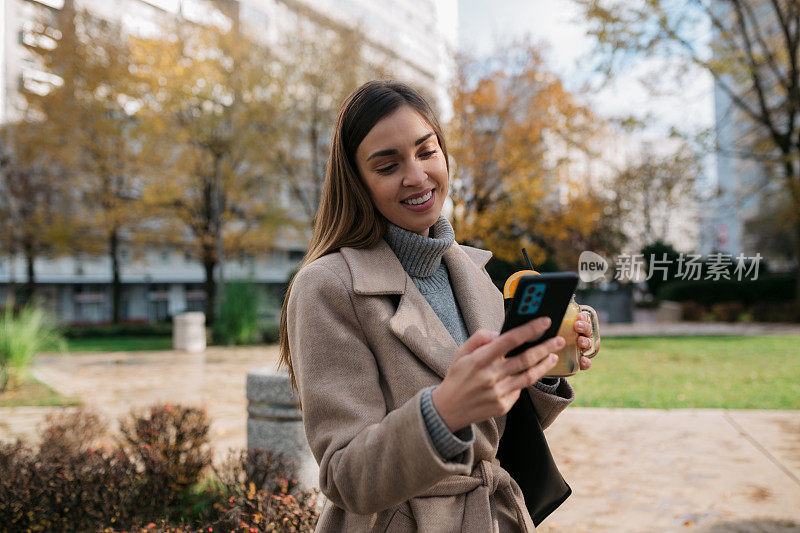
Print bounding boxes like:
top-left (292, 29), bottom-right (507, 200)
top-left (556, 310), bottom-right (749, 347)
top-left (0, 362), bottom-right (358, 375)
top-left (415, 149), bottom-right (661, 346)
top-left (279, 79), bottom-right (598, 532)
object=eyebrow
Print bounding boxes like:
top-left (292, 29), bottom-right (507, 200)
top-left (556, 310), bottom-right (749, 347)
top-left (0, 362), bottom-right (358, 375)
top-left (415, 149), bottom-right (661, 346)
top-left (366, 132), bottom-right (435, 161)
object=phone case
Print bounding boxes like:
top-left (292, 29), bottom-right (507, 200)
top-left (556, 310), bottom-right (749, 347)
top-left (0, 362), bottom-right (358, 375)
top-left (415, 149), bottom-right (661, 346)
top-left (501, 272), bottom-right (579, 358)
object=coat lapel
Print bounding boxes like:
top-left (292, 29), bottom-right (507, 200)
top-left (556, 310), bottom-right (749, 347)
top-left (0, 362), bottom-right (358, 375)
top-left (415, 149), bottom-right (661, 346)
top-left (388, 278), bottom-right (457, 379)
top-left (444, 243), bottom-right (505, 336)
top-left (340, 239), bottom-right (503, 380)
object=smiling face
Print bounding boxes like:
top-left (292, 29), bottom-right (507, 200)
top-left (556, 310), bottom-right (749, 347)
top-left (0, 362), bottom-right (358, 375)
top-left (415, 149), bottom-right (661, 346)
top-left (355, 105), bottom-right (449, 237)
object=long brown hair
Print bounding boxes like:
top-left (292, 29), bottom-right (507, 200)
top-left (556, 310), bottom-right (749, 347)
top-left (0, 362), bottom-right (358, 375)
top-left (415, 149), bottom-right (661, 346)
top-left (278, 79), bottom-right (450, 400)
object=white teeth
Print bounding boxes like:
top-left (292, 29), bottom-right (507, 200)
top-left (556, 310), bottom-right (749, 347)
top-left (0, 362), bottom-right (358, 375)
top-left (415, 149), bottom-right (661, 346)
top-left (403, 190), bottom-right (432, 205)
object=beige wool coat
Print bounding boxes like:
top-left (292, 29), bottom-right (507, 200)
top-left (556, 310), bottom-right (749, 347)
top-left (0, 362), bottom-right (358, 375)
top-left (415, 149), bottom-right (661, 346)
top-left (287, 238), bottom-right (574, 532)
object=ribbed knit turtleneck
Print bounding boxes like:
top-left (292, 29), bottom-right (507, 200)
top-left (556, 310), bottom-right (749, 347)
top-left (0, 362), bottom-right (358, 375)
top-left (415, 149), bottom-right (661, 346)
top-left (384, 215), bottom-right (454, 277)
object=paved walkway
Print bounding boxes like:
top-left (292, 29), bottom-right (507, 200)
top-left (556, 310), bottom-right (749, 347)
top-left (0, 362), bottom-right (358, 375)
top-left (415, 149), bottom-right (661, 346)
top-left (1, 344), bottom-right (799, 532)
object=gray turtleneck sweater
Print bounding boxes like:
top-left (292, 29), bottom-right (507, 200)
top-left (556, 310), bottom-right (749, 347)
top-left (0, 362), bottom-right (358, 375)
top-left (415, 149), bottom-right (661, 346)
top-left (385, 215), bottom-right (561, 461)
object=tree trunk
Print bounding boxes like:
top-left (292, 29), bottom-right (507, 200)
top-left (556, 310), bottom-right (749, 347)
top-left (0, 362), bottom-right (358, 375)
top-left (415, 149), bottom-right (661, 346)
top-left (23, 242), bottom-right (35, 305)
top-left (5, 253), bottom-right (16, 311)
top-left (794, 217), bottom-right (800, 302)
top-left (110, 229), bottom-right (122, 324)
top-left (783, 159), bottom-right (800, 302)
top-left (203, 255), bottom-right (216, 326)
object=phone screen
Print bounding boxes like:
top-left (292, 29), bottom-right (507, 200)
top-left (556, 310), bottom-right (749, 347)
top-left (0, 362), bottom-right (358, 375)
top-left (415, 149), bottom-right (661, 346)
top-left (501, 272), bottom-right (578, 358)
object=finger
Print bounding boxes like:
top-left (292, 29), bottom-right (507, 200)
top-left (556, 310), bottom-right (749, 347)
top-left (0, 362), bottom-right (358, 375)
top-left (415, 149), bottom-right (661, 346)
top-left (499, 352), bottom-right (559, 394)
top-left (578, 336), bottom-right (592, 350)
top-left (455, 329), bottom-right (498, 362)
top-left (574, 318), bottom-right (591, 336)
top-left (476, 317), bottom-right (551, 366)
top-left (502, 336), bottom-right (565, 375)
top-left (579, 356), bottom-right (592, 371)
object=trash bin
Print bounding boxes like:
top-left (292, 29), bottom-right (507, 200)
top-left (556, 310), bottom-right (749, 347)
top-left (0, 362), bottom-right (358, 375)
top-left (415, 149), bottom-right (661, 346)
top-left (173, 312), bottom-right (206, 353)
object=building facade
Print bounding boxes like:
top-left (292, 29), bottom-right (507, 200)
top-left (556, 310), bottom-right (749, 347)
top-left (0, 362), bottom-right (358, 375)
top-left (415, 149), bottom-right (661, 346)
top-left (0, 0), bottom-right (458, 323)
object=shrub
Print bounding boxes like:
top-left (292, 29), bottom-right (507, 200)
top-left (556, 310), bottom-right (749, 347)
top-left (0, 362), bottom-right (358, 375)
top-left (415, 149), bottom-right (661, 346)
top-left (63, 322), bottom-right (173, 338)
top-left (213, 280), bottom-right (260, 345)
top-left (710, 302), bottom-right (745, 323)
top-left (0, 305), bottom-right (66, 392)
top-left (38, 408), bottom-right (109, 455)
top-left (211, 448), bottom-right (320, 531)
top-left (658, 274), bottom-right (794, 306)
top-left (0, 404), bottom-right (321, 531)
top-left (681, 301), bottom-right (706, 321)
top-left (0, 410), bottom-right (141, 532)
top-left (260, 321), bottom-right (280, 344)
top-left (750, 302), bottom-right (800, 322)
top-left (641, 241), bottom-right (682, 298)
top-left (119, 404), bottom-right (213, 519)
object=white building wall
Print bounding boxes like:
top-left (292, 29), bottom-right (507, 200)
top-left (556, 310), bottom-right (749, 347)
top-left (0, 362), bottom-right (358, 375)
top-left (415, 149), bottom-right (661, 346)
top-left (0, 0), bottom-right (6, 124)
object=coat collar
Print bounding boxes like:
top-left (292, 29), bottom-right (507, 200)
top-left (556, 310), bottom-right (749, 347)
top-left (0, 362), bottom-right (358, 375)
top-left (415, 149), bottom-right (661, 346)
top-left (340, 239), bottom-right (503, 379)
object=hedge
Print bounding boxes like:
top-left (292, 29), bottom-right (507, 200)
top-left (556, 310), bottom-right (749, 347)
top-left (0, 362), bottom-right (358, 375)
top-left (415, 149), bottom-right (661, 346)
top-left (657, 274), bottom-right (795, 305)
top-left (63, 322), bottom-right (173, 338)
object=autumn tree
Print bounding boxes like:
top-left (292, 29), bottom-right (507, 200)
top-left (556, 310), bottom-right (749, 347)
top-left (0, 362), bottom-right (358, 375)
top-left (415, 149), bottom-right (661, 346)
top-left (574, 0), bottom-right (800, 296)
top-left (612, 142), bottom-right (701, 251)
top-left (0, 122), bottom-right (74, 305)
top-left (22, 1), bottom-right (144, 322)
top-left (270, 20), bottom-right (374, 225)
top-left (131, 18), bottom-right (286, 323)
top-left (449, 41), bottom-right (607, 270)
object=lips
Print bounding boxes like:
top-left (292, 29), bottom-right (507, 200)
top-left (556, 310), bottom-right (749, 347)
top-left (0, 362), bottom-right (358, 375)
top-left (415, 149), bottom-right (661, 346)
top-left (400, 188), bottom-right (435, 212)
top-left (401, 188), bottom-right (434, 205)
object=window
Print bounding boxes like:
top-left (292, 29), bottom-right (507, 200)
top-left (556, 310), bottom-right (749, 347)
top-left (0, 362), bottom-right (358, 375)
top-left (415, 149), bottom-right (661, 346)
top-left (21, 67), bottom-right (63, 96)
top-left (139, 0), bottom-right (179, 12)
top-left (148, 283), bottom-right (170, 322)
top-left (148, 300), bottom-right (169, 322)
top-left (30, 0), bottom-right (64, 9)
top-left (20, 21), bottom-right (59, 50)
top-left (74, 285), bottom-right (107, 323)
top-left (185, 284), bottom-right (205, 313)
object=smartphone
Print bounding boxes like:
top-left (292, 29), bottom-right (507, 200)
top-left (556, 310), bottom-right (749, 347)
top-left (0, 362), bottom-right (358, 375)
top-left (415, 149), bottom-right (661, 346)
top-left (501, 272), bottom-right (578, 358)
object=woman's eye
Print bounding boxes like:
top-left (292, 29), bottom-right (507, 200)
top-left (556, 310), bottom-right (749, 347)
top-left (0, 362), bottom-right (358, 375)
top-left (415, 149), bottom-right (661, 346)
top-left (376, 164), bottom-right (396, 174)
top-left (420, 150), bottom-right (436, 158)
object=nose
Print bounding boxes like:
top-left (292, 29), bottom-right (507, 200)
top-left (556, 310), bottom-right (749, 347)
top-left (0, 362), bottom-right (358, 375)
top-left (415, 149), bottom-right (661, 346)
top-left (402, 159), bottom-right (427, 188)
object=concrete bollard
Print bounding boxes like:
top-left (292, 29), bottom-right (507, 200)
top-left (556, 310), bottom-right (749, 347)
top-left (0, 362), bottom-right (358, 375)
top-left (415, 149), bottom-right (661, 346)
top-left (246, 368), bottom-right (319, 490)
top-left (172, 312), bottom-right (206, 353)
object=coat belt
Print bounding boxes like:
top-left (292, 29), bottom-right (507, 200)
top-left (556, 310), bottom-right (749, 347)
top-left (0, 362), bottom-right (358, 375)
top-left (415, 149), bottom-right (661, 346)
top-left (412, 459), bottom-right (532, 532)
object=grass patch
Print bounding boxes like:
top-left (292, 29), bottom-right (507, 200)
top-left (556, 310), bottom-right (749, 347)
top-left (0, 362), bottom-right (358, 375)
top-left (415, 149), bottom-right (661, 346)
top-left (0, 377), bottom-right (79, 407)
top-left (570, 336), bottom-right (800, 409)
top-left (63, 336), bottom-right (173, 353)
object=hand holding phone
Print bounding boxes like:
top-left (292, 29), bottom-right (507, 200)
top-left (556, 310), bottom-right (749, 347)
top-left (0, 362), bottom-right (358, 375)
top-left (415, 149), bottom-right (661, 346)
top-left (501, 272), bottom-right (579, 358)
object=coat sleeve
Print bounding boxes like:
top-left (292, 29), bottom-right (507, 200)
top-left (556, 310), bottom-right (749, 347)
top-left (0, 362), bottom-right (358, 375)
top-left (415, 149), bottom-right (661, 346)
top-left (287, 261), bottom-right (473, 515)
top-left (526, 379), bottom-right (574, 430)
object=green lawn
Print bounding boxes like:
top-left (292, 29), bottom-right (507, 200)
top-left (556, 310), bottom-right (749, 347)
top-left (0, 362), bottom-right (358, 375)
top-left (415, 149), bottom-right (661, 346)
top-left (63, 336), bottom-right (173, 352)
top-left (570, 336), bottom-right (800, 409)
top-left (0, 377), bottom-right (79, 407)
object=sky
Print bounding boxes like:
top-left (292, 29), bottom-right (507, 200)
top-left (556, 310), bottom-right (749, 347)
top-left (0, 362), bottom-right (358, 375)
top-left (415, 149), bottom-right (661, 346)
top-left (457, 0), bottom-right (715, 142)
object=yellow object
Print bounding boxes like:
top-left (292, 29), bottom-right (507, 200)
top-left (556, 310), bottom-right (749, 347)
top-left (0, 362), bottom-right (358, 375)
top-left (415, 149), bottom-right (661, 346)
top-left (503, 269), bottom-right (540, 298)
